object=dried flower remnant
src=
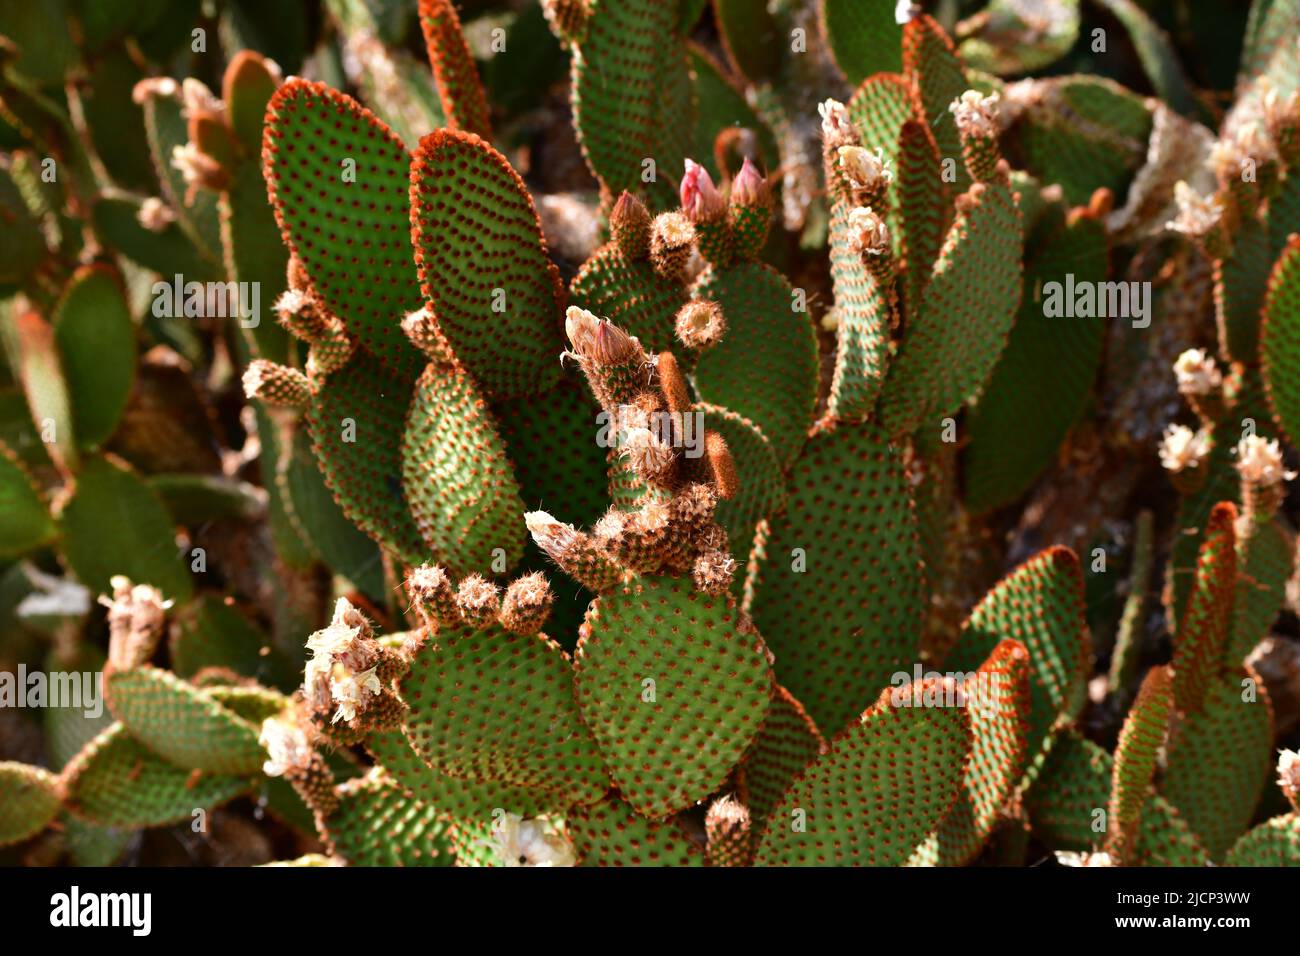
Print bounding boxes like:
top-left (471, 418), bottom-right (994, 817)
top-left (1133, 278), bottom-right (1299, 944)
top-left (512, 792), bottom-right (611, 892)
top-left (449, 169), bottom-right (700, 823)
top-left (487, 813), bottom-right (576, 867)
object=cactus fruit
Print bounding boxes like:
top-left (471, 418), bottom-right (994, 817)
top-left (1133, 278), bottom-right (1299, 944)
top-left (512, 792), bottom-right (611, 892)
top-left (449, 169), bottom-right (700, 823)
top-left (3, 1), bottom-right (1300, 873)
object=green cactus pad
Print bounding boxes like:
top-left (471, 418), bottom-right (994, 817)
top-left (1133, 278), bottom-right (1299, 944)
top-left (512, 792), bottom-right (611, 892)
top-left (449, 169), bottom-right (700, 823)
top-left (958, 0), bottom-right (1080, 75)
top-left (280, 424), bottom-right (386, 598)
top-left (569, 794), bottom-right (704, 866)
top-left (168, 595), bottom-right (270, 681)
top-left (1162, 667), bottom-right (1275, 860)
top-left (569, 243), bottom-right (687, 359)
top-left (825, 196), bottom-right (892, 422)
top-left (417, 0), bottom-right (492, 138)
top-left (1261, 237), bottom-right (1300, 445)
top-left (401, 359), bottom-right (526, 575)
top-left (263, 79), bottom-right (424, 375)
top-left (909, 639), bottom-right (1032, 866)
top-left (753, 681), bottom-right (971, 866)
top-left (748, 421), bottom-right (923, 734)
top-left (1171, 501), bottom-right (1236, 713)
top-left (1095, 0), bottom-right (1199, 118)
top-left (1107, 666), bottom-right (1173, 862)
top-left (1218, 216), bottom-right (1272, 366)
top-left (877, 180), bottom-right (1023, 436)
top-left (496, 379), bottom-right (609, 530)
top-left (57, 454), bottom-right (193, 602)
top-left (325, 773), bottom-right (454, 866)
top-left (1009, 77), bottom-right (1152, 207)
top-left (91, 197), bottom-right (220, 280)
top-left (1167, 424), bottom-right (1242, 630)
top-left (10, 309), bottom-right (78, 474)
top-left (63, 723), bottom-right (251, 828)
top-left (1224, 814), bottom-right (1300, 866)
top-left (895, 117), bottom-right (948, 318)
top-left (1229, 516), bottom-right (1294, 664)
top-left (409, 129), bottom-right (565, 398)
top-left (574, 574), bottom-right (773, 819)
top-left (945, 547), bottom-right (1090, 766)
top-left (105, 665), bottom-right (266, 775)
top-left (692, 262), bottom-right (818, 469)
top-left (1024, 730), bottom-right (1208, 866)
top-left (222, 161), bottom-right (292, 362)
top-left (564, 0), bottom-right (693, 206)
top-left (697, 403), bottom-right (786, 572)
top-left (368, 730), bottom-right (566, 819)
top-left (846, 72), bottom-right (914, 170)
top-left (50, 265), bottom-right (135, 450)
top-left (738, 685), bottom-right (826, 834)
top-left (902, 15), bottom-right (969, 193)
top-left (0, 762), bottom-right (61, 847)
top-left (0, 439), bottom-right (54, 558)
top-left (304, 348), bottom-right (427, 565)
top-left (400, 624), bottom-right (609, 805)
top-left (821, 0), bottom-right (903, 85)
top-left (964, 209), bottom-right (1108, 513)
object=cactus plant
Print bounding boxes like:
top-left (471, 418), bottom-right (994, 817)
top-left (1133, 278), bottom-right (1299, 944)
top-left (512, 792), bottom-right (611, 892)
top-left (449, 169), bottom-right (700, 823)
top-left (1, 0), bottom-right (1300, 872)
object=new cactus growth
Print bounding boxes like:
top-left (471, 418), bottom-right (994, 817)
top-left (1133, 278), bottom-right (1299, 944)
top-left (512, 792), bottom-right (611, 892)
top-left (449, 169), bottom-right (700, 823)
top-left (3, 0), bottom-right (1300, 873)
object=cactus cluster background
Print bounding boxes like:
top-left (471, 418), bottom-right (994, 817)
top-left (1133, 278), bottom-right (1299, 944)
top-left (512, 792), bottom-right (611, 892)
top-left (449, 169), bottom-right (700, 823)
top-left (1, 0), bottom-right (1299, 870)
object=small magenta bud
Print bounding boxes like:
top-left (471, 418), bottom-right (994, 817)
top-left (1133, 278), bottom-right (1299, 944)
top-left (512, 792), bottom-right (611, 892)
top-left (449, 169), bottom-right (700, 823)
top-left (681, 159), bottom-right (725, 222)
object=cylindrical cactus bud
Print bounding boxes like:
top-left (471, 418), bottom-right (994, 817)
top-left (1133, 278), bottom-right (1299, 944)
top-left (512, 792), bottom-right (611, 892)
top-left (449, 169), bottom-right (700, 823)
top-left (1158, 424), bottom-right (1210, 495)
top-left (681, 159), bottom-right (726, 223)
top-left (837, 145), bottom-right (892, 207)
top-left (1279, 749), bottom-right (1300, 813)
top-left (609, 190), bottom-right (652, 259)
top-left (595, 499), bottom-right (690, 574)
top-left (525, 511), bottom-right (625, 592)
top-left (704, 430), bottom-right (739, 500)
top-left (564, 307), bottom-right (651, 414)
top-left (274, 288), bottom-right (327, 341)
top-left (406, 564), bottom-right (460, 631)
top-left (692, 548), bottom-right (737, 596)
top-left (949, 90), bottom-right (1003, 182)
top-left (170, 142), bottom-right (228, 201)
top-left (818, 98), bottom-right (859, 153)
top-left (1235, 435), bottom-right (1295, 524)
top-left (499, 572), bottom-right (554, 636)
top-left (455, 574), bottom-right (502, 628)
top-left (1167, 181), bottom-right (1231, 260)
top-left (305, 315), bottom-right (356, 379)
top-left (260, 711), bottom-right (339, 818)
top-left (1172, 348), bottom-right (1225, 424)
top-left (674, 300), bottom-right (726, 352)
top-left (727, 157), bottom-right (772, 260)
top-left (649, 212), bottom-right (696, 284)
top-left (1211, 121), bottom-right (1277, 214)
top-left (653, 356), bottom-right (691, 423)
top-left (682, 159), bottom-right (732, 267)
top-left (705, 795), bottom-right (752, 866)
top-left (1263, 85), bottom-right (1300, 167)
top-left (540, 0), bottom-right (591, 45)
top-left (136, 197), bottom-right (175, 233)
top-left (672, 482), bottom-right (720, 542)
top-left (402, 306), bottom-right (451, 360)
top-left (847, 206), bottom-right (895, 283)
top-left (622, 426), bottom-right (676, 487)
top-left (242, 359), bottom-right (313, 409)
top-left (286, 253), bottom-right (312, 293)
top-left (101, 576), bottom-right (169, 671)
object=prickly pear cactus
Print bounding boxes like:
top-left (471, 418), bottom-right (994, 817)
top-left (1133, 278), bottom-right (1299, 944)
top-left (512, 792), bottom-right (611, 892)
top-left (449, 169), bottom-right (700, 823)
top-left (2, 0), bottom-right (1300, 874)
